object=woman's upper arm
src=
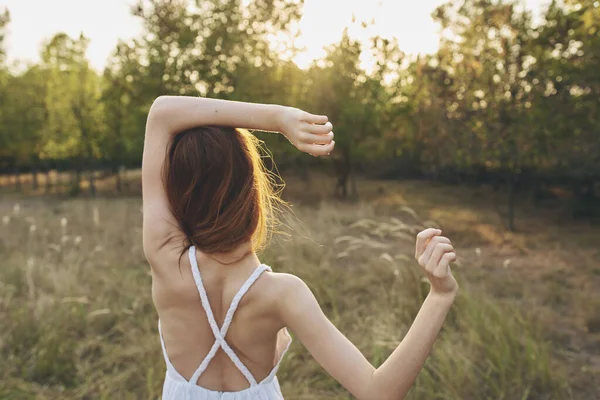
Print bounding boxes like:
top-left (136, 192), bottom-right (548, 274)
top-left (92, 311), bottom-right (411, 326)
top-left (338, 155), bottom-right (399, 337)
top-left (278, 274), bottom-right (380, 400)
top-left (141, 100), bottom-right (181, 260)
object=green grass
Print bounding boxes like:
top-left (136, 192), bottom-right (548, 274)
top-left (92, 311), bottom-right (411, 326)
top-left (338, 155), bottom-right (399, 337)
top-left (0, 196), bottom-right (571, 399)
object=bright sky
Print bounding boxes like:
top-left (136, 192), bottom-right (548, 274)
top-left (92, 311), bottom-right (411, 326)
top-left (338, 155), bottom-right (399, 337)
top-left (1, 0), bottom-right (549, 71)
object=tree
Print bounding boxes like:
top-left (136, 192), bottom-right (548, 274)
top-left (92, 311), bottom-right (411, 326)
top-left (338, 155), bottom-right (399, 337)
top-left (0, 8), bottom-right (11, 176)
top-left (101, 41), bottom-right (148, 191)
top-left (306, 30), bottom-right (402, 198)
top-left (130, 0), bottom-right (303, 99)
top-left (40, 33), bottom-right (105, 196)
top-left (0, 7), bottom-right (8, 65)
top-left (425, 0), bottom-right (538, 230)
top-left (1, 0), bottom-right (598, 222)
top-left (1, 66), bottom-right (48, 190)
top-left (528, 0), bottom-right (600, 216)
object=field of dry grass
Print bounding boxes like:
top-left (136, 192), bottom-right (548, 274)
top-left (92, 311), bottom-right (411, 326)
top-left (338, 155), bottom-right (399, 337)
top-left (0, 172), bottom-right (598, 399)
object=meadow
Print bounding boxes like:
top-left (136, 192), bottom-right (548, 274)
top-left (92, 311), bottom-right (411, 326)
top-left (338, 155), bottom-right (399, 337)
top-left (0, 173), bottom-right (598, 399)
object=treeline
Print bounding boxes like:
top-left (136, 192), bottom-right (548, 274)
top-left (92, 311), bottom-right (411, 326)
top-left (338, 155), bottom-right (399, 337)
top-left (0, 0), bottom-right (598, 227)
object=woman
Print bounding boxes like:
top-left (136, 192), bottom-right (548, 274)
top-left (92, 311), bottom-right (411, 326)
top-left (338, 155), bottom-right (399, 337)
top-left (142, 96), bottom-right (459, 400)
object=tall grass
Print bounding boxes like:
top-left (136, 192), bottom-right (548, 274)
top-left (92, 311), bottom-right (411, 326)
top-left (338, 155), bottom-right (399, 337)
top-left (0, 198), bottom-right (569, 399)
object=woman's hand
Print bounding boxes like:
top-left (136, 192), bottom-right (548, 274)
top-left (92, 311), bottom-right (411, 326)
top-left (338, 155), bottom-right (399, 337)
top-left (415, 228), bottom-right (459, 297)
top-left (277, 107), bottom-right (335, 156)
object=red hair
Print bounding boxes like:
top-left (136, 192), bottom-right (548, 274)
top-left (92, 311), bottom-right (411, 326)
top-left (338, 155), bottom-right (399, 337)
top-left (163, 126), bottom-right (284, 255)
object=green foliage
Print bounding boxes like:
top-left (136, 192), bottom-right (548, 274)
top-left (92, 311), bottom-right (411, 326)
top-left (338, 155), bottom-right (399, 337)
top-left (0, 7), bottom-right (9, 64)
top-left (101, 41), bottom-right (148, 168)
top-left (0, 7), bottom-right (12, 171)
top-left (40, 34), bottom-right (104, 163)
top-left (0, 0), bottom-right (598, 213)
top-left (130, 0), bottom-right (302, 98)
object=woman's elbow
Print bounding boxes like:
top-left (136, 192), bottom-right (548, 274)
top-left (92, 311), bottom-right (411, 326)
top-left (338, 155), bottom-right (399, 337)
top-left (364, 393), bottom-right (404, 400)
top-left (359, 386), bottom-right (408, 400)
top-left (146, 96), bottom-right (176, 132)
top-left (148, 96), bottom-right (170, 118)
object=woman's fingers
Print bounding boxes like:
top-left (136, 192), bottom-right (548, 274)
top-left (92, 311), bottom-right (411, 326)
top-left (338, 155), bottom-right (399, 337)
top-left (307, 121), bottom-right (333, 135)
top-left (293, 122), bottom-right (334, 154)
top-left (300, 141), bottom-right (335, 157)
top-left (427, 243), bottom-right (454, 273)
top-left (418, 235), bottom-right (451, 266)
top-left (434, 252), bottom-right (456, 278)
top-left (415, 230), bottom-right (458, 289)
top-left (303, 112), bottom-right (328, 124)
top-left (415, 229), bottom-right (441, 259)
top-left (301, 131), bottom-right (334, 145)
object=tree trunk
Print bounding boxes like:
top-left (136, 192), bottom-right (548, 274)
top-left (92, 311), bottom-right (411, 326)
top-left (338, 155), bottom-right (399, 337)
top-left (71, 167), bottom-right (82, 196)
top-left (333, 147), bottom-right (352, 199)
top-left (531, 179), bottom-right (542, 208)
top-left (61, 170), bottom-right (70, 190)
top-left (45, 170), bottom-right (53, 193)
top-left (507, 173), bottom-right (518, 232)
top-left (571, 179), bottom-right (598, 219)
top-left (349, 167), bottom-right (358, 201)
top-left (74, 169), bottom-right (82, 186)
top-left (336, 174), bottom-right (348, 198)
top-left (118, 159), bottom-right (127, 190)
top-left (32, 169), bottom-right (39, 191)
top-left (14, 167), bottom-right (21, 192)
top-left (88, 169), bottom-right (96, 197)
top-left (115, 168), bottom-right (122, 193)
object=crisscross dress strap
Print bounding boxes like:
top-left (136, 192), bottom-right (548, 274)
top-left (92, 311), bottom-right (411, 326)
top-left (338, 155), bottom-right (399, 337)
top-left (187, 246), bottom-right (271, 386)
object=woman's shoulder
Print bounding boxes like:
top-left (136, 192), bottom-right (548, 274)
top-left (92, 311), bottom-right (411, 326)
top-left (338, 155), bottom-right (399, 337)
top-left (258, 271), bottom-right (325, 333)
top-left (254, 270), bottom-right (314, 311)
top-left (260, 270), bottom-right (307, 293)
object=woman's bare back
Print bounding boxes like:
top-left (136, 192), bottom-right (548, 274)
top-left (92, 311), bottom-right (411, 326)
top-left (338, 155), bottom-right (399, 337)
top-left (151, 245), bottom-right (291, 392)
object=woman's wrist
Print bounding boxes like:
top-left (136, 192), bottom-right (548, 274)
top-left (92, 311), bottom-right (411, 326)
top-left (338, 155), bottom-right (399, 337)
top-left (272, 104), bottom-right (289, 134)
top-left (426, 289), bottom-right (457, 308)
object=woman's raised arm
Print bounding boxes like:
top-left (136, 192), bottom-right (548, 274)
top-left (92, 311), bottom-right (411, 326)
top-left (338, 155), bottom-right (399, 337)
top-left (147, 96), bottom-right (335, 154)
top-left (142, 96), bottom-right (335, 261)
top-left (147, 96), bottom-right (286, 135)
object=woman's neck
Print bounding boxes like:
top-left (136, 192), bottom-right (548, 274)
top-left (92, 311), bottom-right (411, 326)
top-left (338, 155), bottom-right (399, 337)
top-left (205, 241), bottom-right (258, 266)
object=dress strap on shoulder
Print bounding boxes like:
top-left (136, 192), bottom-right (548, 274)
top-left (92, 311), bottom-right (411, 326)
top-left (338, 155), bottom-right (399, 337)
top-left (187, 246), bottom-right (272, 386)
top-left (220, 263), bottom-right (271, 334)
top-left (188, 246), bottom-right (222, 339)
